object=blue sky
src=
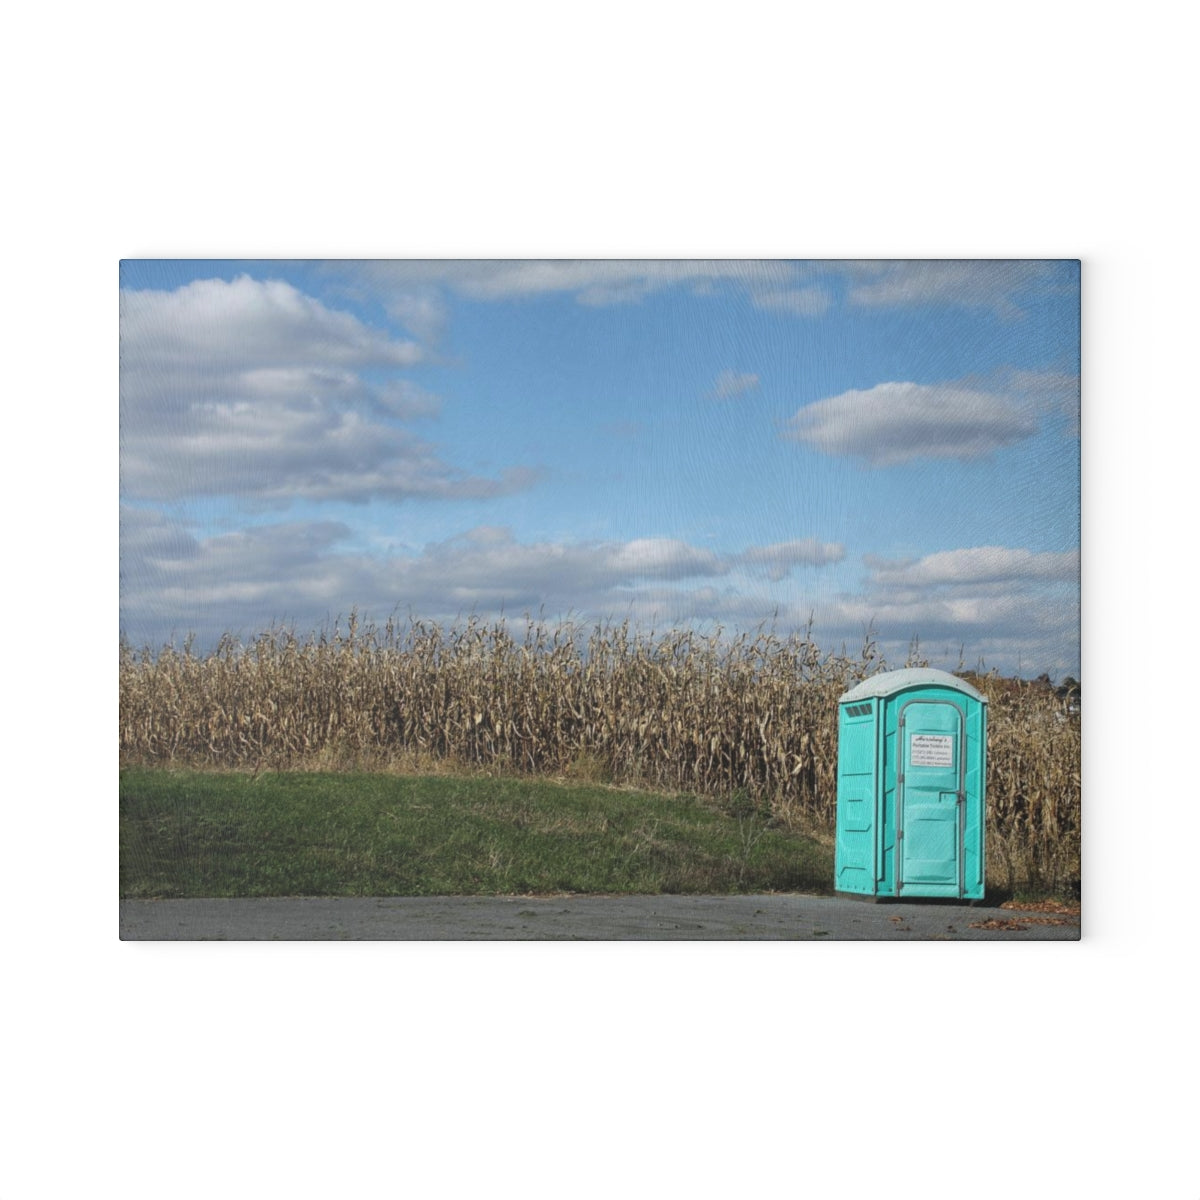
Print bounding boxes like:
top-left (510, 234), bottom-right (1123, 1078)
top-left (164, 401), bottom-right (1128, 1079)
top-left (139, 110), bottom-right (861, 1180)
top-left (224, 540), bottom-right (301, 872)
top-left (120, 259), bottom-right (1080, 677)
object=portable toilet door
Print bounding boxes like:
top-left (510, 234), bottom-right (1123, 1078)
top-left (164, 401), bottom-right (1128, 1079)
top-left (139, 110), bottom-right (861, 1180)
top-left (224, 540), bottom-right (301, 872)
top-left (834, 668), bottom-right (987, 901)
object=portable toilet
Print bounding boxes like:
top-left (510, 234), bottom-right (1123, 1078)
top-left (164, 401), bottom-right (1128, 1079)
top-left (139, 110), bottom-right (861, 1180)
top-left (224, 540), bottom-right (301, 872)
top-left (835, 668), bottom-right (987, 901)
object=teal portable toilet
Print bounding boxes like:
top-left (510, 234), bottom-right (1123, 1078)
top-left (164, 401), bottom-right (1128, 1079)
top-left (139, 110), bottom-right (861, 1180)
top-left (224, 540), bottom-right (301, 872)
top-left (835, 668), bottom-right (987, 901)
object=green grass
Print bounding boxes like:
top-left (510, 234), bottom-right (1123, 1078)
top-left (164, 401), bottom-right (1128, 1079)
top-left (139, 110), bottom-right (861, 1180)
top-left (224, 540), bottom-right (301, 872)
top-left (120, 769), bottom-right (834, 899)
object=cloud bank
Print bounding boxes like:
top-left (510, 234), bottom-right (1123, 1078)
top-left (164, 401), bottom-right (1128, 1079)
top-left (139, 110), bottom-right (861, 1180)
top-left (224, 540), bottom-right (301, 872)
top-left (121, 510), bottom-right (1076, 675)
top-left (120, 515), bottom-right (846, 645)
top-left (332, 259), bottom-right (1066, 321)
top-left (120, 275), bottom-right (540, 505)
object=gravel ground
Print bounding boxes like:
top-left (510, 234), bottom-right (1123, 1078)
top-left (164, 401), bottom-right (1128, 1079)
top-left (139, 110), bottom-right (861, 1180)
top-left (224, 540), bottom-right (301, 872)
top-left (119, 894), bottom-right (1081, 941)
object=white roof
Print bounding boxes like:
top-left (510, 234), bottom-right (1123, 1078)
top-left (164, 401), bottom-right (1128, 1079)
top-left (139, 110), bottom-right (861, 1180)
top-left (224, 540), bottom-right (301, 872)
top-left (839, 667), bottom-right (987, 704)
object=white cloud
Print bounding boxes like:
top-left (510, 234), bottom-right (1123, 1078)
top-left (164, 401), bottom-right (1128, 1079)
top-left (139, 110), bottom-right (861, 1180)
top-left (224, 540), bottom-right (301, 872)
top-left (797, 542), bottom-right (1082, 675)
top-left (120, 276), bottom-right (537, 505)
top-left (709, 369), bottom-right (760, 400)
top-left (601, 585), bottom-right (790, 630)
top-left (842, 260), bottom-right (1063, 318)
top-left (121, 275), bottom-right (423, 369)
top-left (120, 506), bottom-right (201, 561)
top-left (605, 538), bottom-right (727, 580)
top-left (735, 539), bottom-right (846, 581)
top-left (121, 513), bottom-right (368, 634)
top-left (329, 259), bottom-right (1070, 321)
top-left (384, 291), bottom-right (449, 345)
top-left (1006, 368), bottom-right (1081, 435)
top-left (374, 379), bottom-right (442, 420)
top-left (749, 286), bottom-right (832, 317)
top-left (815, 589), bottom-right (1080, 677)
top-left (864, 546), bottom-right (1079, 587)
top-left (782, 380), bottom-right (1039, 465)
top-left (334, 260), bottom-right (807, 308)
top-left (121, 388), bottom-right (537, 504)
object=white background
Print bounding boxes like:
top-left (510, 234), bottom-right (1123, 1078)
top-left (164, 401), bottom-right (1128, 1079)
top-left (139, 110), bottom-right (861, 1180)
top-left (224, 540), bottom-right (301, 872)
top-left (3, 2), bottom-right (1192, 1196)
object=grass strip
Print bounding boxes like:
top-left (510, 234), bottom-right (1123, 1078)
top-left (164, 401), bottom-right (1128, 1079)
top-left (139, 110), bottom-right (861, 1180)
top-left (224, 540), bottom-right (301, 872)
top-left (120, 769), bottom-right (834, 899)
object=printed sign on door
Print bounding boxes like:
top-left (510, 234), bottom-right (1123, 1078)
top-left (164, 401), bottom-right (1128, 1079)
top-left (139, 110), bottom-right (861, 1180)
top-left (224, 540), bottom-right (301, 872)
top-left (910, 733), bottom-right (954, 767)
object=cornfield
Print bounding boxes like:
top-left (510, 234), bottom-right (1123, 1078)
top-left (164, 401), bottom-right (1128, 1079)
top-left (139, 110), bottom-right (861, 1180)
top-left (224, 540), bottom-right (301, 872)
top-left (119, 613), bottom-right (1081, 895)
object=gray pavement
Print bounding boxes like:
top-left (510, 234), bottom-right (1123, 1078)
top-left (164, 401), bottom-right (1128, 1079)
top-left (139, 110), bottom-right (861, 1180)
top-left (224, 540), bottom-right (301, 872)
top-left (119, 893), bottom-right (1080, 941)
